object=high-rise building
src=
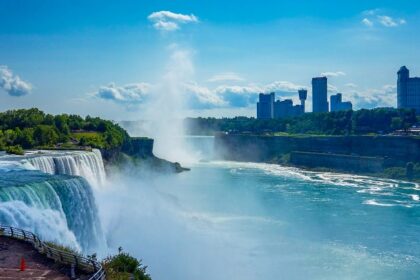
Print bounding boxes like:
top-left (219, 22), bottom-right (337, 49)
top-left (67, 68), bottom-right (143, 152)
top-left (330, 93), bottom-right (352, 112)
top-left (397, 66), bottom-right (420, 114)
top-left (257, 92), bottom-right (275, 119)
top-left (312, 77), bottom-right (329, 113)
top-left (256, 91), bottom-right (305, 119)
top-left (298, 89), bottom-right (308, 113)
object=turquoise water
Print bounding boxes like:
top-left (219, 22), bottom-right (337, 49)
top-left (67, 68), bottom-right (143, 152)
top-left (101, 160), bottom-right (420, 280)
top-left (1, 146), bottom-right (420, 279)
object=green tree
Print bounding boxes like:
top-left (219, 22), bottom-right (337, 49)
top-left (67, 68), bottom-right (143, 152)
top-left (33, 125), bottom-right (59, 146)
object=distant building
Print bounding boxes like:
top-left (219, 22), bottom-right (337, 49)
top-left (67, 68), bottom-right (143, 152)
top-left (257, 92), bottom-right (275, 119)
top-left (330, 93), bottom-right (352, 112)
top-left (397, 66), bottom-right (420, 114)
top-left (298, 89), bottom-right (308, 112)
top-left (312, 77), bottom-right (329, 113)
top-left (256, 91), bottom-right (305, 119)
top-left (274, 99), bottom-right (303, 118)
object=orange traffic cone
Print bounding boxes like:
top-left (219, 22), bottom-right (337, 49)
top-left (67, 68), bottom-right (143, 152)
top-left (20, 257), bottom-right (26, 271)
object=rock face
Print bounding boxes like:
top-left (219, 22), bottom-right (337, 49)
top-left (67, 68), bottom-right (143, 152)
top-left (128, 137), bottom-right (154, 158)
top-left (101, 137), bottom-right (154, 162)
top-left (215, 134), bottom-right (420, 171)
top-left (101, 137), bottom-right (189, 173)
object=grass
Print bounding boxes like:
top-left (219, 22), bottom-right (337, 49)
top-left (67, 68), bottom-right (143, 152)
top-left (71, 131), bottom-right (106, 149)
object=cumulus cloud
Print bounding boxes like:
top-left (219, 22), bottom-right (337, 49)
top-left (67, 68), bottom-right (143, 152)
top-left (0, 65), bottom-right (32, 97)
top-left (362, 18), bottom-right (374, 27)
top-left (148, 11), bottom-right (198, 31)
top-left (208, 72), bottom-right (244, 82)
top-left (361, 10), bottom-right (406, 28)
top-left (377, 15), bottom-right (406, 27)
top-left (94, 80), bottom-right (305, 110)
top-left (320, 71), bottom-right (346, 77)
top-left (346, 85), bottom-right (396, 109)
top-left (184, 82), bottom-right (226, 109)
top-left (95, 82), bottom-right (151, 105)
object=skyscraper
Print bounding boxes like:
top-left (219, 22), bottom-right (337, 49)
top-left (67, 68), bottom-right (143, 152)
top-left (330, 93), bottom-right (352, 112)
top-left (298, 89), bottom-right (308, 113)
top-left (397, 66), bottom-right (420, 114)
top-left (257, 92), bottom-right (275, 119)
top-left (312, 77), bottom-right (329, 113)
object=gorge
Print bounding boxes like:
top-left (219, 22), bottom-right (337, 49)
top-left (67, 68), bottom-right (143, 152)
top-left (1, 136), bottom-right (420, 280)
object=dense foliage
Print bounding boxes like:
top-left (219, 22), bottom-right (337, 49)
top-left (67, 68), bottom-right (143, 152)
top-left (185, 108), bottom-right (418, 136)
top-left (102, 250), bottom-right (152, 280)
top-left (0, 108), bottom-right (131, 153)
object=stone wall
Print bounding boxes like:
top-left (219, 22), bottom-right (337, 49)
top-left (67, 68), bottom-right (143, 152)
top-left (214, 134), bottom-right (420, 164)
top-left (290, 151), bottom-right (384, 173)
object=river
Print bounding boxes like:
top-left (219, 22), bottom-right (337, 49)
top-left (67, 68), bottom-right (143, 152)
top-left (0, 138), bottom-right (420, 279)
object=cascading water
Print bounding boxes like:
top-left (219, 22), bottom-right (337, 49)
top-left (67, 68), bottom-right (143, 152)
top-left (0, 150), bottom-right (107, 253)
top-left (24, 149), bottom-right (106, 188)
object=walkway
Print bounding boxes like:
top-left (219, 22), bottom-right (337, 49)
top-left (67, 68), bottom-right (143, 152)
top-left (0, 236), bottom-right (71, 280)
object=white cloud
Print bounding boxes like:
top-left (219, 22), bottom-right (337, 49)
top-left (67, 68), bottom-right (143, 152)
top-left (362, 18), bottom-right (374, 27)
top-left (361, 9), bottom-right (406, 28)
top-left (94, 80), bottom-right (305, 110)
top-left (264, 81), bottom-right (306, 92)
top-left (362, 9), bottom-right (381, 16)
top-left (320, 71), bottom-right (346, 77)
top-left (377, 15), bottom-right (406, 27)
top-left (0, 65), bottom-right (32, 97)
top-left (95, 82), bottom-right (151, 105)
top-left (346, 84), bottom-right (396, 109)
top-left (208, 72), bottom-right (244, 82)
top-left (184, 82), bottom-right (227, 108)
top-left (327, 84), bottom-right (338, 93)
top-left (148, 11), bottom-right (198, 31)
top-left (345, 83), bottom-right (358, 88)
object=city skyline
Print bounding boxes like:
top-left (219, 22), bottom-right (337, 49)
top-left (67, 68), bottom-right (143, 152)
top-left (1, 1), bottom-right (420, 120)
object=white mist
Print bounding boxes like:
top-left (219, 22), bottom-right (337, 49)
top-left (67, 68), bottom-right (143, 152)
top-left (142, 45), bottom-right (198, 165)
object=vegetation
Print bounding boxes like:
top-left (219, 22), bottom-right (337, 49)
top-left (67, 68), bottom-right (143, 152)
top-left (0, 108), bottom-right (131, 152)
top-left (102, 248), bottom-right (151, 280)
top-left (382, 163), bottom-right (420, 181)
top-left (185, 108), bottom-right (418, 136)
top-left (44, 241), bottom-right (81, 257)
top-left (43, 242), bottom-right (151, 280)
top-left (4, 145), bottom-right (24, 155)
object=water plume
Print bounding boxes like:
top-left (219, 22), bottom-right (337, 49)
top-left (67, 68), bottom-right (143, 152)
top-left (141, 45), bottom-right (199, 165)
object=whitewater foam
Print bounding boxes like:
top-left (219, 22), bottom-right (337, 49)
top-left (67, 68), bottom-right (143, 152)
top-left (24, 149), bottom-right (106, 188)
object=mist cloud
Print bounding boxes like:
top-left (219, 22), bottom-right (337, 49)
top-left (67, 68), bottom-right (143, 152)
top-left (0, 65), bottom-right (32, 97)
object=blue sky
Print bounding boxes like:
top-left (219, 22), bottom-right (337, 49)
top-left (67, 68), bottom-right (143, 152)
top-left (1, 0), bottom-right (420, 120)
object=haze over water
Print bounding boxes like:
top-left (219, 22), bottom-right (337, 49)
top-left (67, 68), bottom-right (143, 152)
top-left (98, 136), bottom-right (420, 280)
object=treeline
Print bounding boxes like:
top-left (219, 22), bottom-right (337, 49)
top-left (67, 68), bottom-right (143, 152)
top-left (0, 108), bottom-right (131, 154)
top-left (185, 108), bottom-right (419, 135)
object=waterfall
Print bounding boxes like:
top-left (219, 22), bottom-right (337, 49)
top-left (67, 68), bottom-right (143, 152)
top-left (0, 170), bottom-right (105, 253)
top-left (26, 149), bottom-right (106, 188)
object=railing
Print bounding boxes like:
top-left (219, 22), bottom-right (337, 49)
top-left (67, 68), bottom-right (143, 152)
top-left (0, 225), bottom-right (106, 280)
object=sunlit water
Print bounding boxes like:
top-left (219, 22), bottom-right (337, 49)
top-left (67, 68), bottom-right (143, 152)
top-left (100, 159), bottom-right (420, 280)
top-left (1, 141), bottom-right (420, 279)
